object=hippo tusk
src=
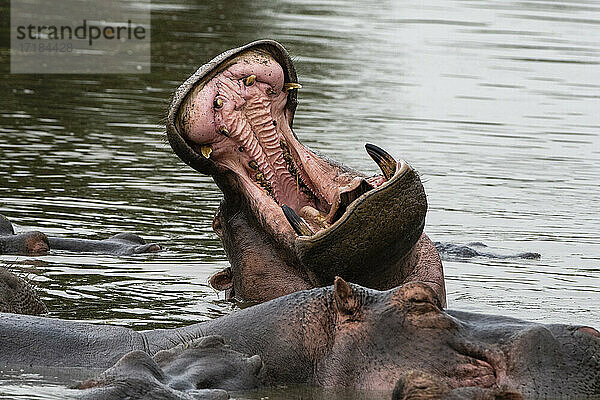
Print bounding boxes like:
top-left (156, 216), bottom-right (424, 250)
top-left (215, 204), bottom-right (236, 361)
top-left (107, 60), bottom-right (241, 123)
top-left (282, 205), bottom-right (314, 236)
top-left (244, 75), bottom-right (257, 86)
top-left (218, 126), bottom-right (230, 137)
top-left (284, 82), bottom-right (302, 92)
top-left (201, 145), bottom-right (213, 159)
top-left (365, 143), bottom-right (396, 181)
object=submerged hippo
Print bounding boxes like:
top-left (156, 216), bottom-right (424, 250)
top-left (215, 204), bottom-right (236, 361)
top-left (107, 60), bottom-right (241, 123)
top-left (0, 214), bottom-right (161, 256)
top-left (0, 267), bottom-right (47, 315)
top-left (0, 215), bottom-right (49, 255)
top-left (1, 215), bottom-right (161, 313)
top-left (75, 335), bottom-right (261, 400)
top-left (0, 278), bottom-right (598, 397)
top-left (166, 40), bottom-right (445, 304)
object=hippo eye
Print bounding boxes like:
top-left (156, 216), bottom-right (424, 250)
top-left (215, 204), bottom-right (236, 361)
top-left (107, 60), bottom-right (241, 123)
top-left (244, 75), bottom-right (256, 86)
top-left (213, 98), bottom-right (224, 109)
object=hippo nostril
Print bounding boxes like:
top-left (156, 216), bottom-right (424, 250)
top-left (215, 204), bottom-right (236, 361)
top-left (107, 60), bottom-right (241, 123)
top-left (409, 297), bottom-right (430, 305)
top-left (578, 326), bottom-right (600, 338)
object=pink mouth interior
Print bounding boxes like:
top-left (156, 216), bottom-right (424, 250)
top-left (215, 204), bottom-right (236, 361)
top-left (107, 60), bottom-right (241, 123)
top-left (177, 49), bottom-right (385, 238)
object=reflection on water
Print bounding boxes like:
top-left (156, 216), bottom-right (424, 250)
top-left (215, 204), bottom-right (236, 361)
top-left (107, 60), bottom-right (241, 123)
top-left (1, 0), bottom-right (599, 397)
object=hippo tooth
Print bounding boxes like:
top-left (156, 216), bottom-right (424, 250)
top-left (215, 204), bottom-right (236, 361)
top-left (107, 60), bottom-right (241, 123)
top-left (283, 82), bottom-right (302, 92)
top-left (281, 205), bottom-right (314, 236)
top-left (218, 126), bottom-right (230, 137)
top-left (365, 143), bottom-right (396, 181)
top-left (201, 145), bottom-right (213, 159)
top-left (299, 206), bottom-right (330, 230)
top-left (244, 75), bottom-right (257, 86)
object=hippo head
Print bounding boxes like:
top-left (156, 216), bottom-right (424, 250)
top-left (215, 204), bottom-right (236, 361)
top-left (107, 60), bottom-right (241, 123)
top-left (76, 335), bottom-right (263, 399)
top-left (166, 40), bottom-right (432, 302)
top-left (0, 215), bottom-right (49, 256)
top-left (309, 278), bottom-right (600, 396)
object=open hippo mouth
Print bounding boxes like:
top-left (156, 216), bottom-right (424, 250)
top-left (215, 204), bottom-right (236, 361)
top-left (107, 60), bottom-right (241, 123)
top-left (166, 40), bottom-right (431, 299)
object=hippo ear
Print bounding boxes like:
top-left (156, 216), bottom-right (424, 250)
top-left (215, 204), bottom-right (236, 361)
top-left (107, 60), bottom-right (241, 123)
top-left (333, 276), bottom-right (360, 317)
top-left (0, 215), bottom-right (15, 235)
top-left (209, 268), bottom-right (233, 291)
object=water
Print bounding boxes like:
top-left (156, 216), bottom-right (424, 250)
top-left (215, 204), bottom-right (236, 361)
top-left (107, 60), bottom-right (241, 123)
top-left (0, 0), bottom-right (599, 398)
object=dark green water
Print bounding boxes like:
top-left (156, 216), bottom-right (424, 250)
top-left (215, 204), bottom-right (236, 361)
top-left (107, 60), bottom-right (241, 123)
top-left (1, 0), bottom-right (599, 398)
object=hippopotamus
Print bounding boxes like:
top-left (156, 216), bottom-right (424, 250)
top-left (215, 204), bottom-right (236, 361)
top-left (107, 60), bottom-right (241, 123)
top-left (0, 214), bottom-right (161, 256)
top-left (0, 215), bottom-right (49, 255)
top-left (0, 267), bottom-right (47, 315)
top-left (435, 242), bottom-right (540, 260)
top-left (75, 335), bottom-right (262, 400)
top-left (0, 278), bottom-right (598, 398)
top-left (166, 39), bottom-right (445, 304)
top-left (0, 214), bottom-right (161, 314)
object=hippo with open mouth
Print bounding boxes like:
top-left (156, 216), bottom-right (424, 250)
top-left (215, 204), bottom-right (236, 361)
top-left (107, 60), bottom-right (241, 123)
top-left (166, 40), bottom-right (445, 304)
top-left (0, 41), bottom-right (598, 399)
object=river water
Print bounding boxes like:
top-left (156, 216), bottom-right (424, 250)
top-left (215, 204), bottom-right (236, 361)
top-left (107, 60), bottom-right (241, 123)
top-left (0, 0), bottom-right (599, 398)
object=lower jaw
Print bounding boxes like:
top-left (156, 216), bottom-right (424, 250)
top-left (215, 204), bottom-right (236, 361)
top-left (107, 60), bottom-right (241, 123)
top-left (228, 134), bottom-right (360, 241)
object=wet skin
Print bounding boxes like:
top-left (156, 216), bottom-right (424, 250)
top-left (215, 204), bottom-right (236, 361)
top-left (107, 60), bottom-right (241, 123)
top-left (0, 268), bottom-right (47, 315)
top-left (75, 335), bottom-right (261, 400)
top-left (0, 215), bottom-right (49, 255)
top-left (392, 370), bottom-right (524, 400)
top-left (435, 242), bottom-right (540, 261)
top-left (0, 218), bottom-right (161, 314)
top-left (166, 40), bottom-right (445, 304)
top-left (0, 279), bottom-right (598, 397)
top-left (0, 215), bottom-right (161, 256)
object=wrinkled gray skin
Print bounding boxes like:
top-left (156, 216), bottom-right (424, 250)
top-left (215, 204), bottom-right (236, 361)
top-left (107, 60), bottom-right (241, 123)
top-left (75, 335), bottom-right (261, 400)
top-left (0, 268), bottom-right (47, 315)
top-left (166, 40), bottom-right (446, 305)
top-left (1, 215), bottom-right (160, 314)
top-left (393, 371), bottom-right (524, 400)
top-left (435, 242), bottom-right (540, 261)
top-left (48, 233), bottom-right (161, 255)
top-left (0, 279), bottom-right (598, 397)
top-left (0, 215), bottom-right (161, 256)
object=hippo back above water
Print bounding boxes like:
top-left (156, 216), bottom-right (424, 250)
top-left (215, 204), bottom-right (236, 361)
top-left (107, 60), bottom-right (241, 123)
top-left (0, 214), bottom-right (161, 257)
top-left (0, 278), bottom-right (598, 398)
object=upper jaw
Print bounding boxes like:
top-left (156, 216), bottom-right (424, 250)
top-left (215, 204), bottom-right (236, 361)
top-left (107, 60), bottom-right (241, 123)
top-left (166, 39), bottom-right (299, 177)
top-left (166, 40), bottom-right (364, 241)
top-left (167, 40), bottom-right (428, 278)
